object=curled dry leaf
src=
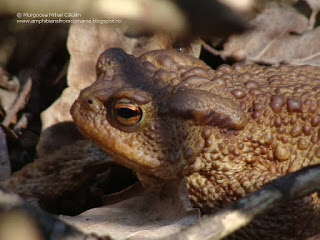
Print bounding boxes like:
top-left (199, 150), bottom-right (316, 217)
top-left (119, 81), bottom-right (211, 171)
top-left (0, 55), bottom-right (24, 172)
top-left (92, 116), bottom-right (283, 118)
top-left (222, 2), bottom-right (320, 65)
top-left (61, 180), bottom-right (200, 240)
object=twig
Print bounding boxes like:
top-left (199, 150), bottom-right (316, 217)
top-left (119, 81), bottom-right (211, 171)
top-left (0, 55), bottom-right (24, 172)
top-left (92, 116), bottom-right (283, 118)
top-left (168, 164), bottom-right (320, 240)
top-left (2, 77), bottom-right (32, 127)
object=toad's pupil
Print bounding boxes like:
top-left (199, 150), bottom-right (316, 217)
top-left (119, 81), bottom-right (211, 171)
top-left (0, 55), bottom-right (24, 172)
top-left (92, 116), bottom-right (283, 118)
top-left (117, 108), bottom-right (140, 119)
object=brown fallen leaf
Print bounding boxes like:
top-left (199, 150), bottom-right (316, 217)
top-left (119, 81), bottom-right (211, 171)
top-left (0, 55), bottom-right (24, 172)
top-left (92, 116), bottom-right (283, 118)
top-left (61, 180), bottom-right (200, 240)
top-left (36, 87), bottom-right (82, 156)
top-left (221, 2), bottom-right (320, 65)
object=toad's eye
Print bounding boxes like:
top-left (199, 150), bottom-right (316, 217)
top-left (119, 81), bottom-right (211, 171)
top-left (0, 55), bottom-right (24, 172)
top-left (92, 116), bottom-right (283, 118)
top-left (114, 101), bottom-right (142, 126)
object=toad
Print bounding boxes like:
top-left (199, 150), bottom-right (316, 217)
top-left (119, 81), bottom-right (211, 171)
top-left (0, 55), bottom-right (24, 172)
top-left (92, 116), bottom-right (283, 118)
top-left (71, 48), bottom-right (320, 239)
top-left (4, 48), bottom-right (320, 239)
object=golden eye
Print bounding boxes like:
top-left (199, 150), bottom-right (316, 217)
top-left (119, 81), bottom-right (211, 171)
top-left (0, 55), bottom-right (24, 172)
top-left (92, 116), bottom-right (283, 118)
top-left (114, 101), bottom-right (142, 126)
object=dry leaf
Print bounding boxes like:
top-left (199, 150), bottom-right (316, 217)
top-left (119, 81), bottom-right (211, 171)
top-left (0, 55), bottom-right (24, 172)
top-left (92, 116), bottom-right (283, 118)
top-left (37, 88), bottom-right (82, 155)
top-left (222, 2), bottom-right (320, 65)
top-left (62, 180), bottom-right (200, 240)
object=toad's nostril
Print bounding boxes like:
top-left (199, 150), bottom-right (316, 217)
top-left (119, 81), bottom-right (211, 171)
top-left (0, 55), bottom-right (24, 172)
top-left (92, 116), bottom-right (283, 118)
top-left (79, 96), bottom-right (101, 111)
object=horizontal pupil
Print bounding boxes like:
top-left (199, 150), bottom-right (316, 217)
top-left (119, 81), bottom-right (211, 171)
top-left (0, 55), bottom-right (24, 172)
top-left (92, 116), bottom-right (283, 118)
top-left (117, 107), bottom-right (139, 119)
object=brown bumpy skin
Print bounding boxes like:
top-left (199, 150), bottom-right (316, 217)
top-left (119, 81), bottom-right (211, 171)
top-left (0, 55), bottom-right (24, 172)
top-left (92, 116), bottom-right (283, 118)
top-left (71, 48), bottom-right (320, 239)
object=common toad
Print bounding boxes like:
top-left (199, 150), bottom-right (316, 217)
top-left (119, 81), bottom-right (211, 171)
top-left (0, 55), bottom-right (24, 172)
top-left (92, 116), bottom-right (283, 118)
top-left (3, 48), bottom-right (320, 239)
top-left (70, 48), bottom-right (320, 239)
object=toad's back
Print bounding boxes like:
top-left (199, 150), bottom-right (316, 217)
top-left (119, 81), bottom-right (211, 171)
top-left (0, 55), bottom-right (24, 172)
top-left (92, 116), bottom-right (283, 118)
top-left (71, 48), bottom-right (320, 239)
